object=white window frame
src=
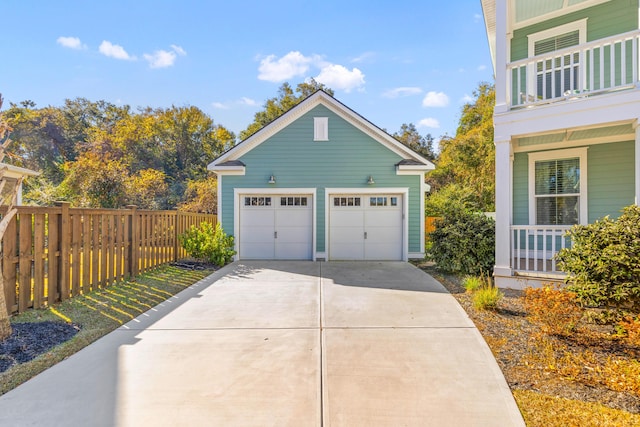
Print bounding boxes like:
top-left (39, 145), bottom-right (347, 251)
top-left (527, 19), bottom-right (588, 58)
top-left (528, 147), bottom-right (588, 225)
top-left (314, 117), bottom-right (329, 141)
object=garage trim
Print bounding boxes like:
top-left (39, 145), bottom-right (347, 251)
top-left (324, 187), bottom-right (409, 261)
top-left (234, 188), bottom-right (317, 261)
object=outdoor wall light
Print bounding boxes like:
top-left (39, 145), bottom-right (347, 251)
top-left (367, 175), bottom-right (375, 185)
top-left (268, 175), bottom-right (276, 184)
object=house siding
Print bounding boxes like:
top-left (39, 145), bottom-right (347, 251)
top-left (512, 140), bottom-right (636, 225)
top-left (220, 104), bottom-right (422, 254)
top-left (510, 0), bottom-right (639, 61)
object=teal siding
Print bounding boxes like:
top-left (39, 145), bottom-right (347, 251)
top-left (587, 141), bottom-right (635, 221)
top-left (513, 152), bottom-right (529, 224)
top-left (220, 104), bottom-right (423, 254)
top-left (512, 140), bottom-right (636, 225)
top-left (511, 0), bottom-right (639, 61)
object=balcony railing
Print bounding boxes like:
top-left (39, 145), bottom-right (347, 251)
top-left (508, 30), bottom-right (640, 108)
top-left (511, 225), bottom-right (572, 276)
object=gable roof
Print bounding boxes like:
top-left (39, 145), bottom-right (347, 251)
top-left (208, 90), bottom-right (435, 172)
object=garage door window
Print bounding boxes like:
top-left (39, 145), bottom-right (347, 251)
top-left (369, 196), bottom-right (398, 207)
top-left (334, 197), bottom-right (361, 207)
top-left (244, 196), bottom-right (272, 206)
top-left (280, 196), bottom-right (308, 206)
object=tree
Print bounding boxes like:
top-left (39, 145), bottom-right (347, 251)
top-left (393, 123), bottom-right (436, 161)
top-left (239, 79), bottom-right (334, 140)
top-left (179, 175), bottom-right (218, 214)
top-left (0, 94), bottom-right (23, 340)
top-left (426, 82), bottom-right (495, 212)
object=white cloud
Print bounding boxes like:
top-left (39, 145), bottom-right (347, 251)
top-left (461, 94), bottom-right (474, 103)
top-left (99, 40), bottom-right (134, 60)
top-left (474, 13), bottom-right (482, 23)
top-left (315, 64), bottom-right (365, 93)
top-left (351, 51), bottom-right (376, 63)
top-left (170, 44), bottom-right (187, 56)
top-left (212, 102), bottom-right (229, 109)
top-left (258, 51), bottom-right (317, 82)
top-left (57, 36), bottom-right (86, 50)
top-left (477, 64), bottom-right (487, 71)
top-left (143, 45), bottom-right (187, 68)
top-left (240, 97), bottom-right (259, 107)
top-left (418, 118), bottom-right (440, 129)
top-left (422, 91), bottom-right (450, 107)
top-left (382, 87), bottom-right (422, 98)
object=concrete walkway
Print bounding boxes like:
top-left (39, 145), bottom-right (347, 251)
top-left (0, 261), bottom-right (525, 426)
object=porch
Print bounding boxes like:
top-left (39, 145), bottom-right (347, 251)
top-left (507, 30), bottom-right (640, 109)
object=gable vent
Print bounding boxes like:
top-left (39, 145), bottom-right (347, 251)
top-left (534, 30), bottom-right (580, 56)
top-left (314, 117), bottom-right (329, 141)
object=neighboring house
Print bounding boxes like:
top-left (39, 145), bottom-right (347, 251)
top-left (481, 0), bottom-right (640, 288)
top-left (208, 91), bottom-right (434, 261)
top-left (0, 163), bottom-right (39, 205)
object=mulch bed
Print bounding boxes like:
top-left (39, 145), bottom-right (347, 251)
top-left (419, 264), bottom-right (640, 414)
top-left (0, 322), bottom-right (80, 374)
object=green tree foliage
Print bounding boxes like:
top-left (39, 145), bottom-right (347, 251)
top-left (427, 82), bottom-right (495, 212)
top-left (3, 99), bottom-right (235, 209)
top-left (239, 79), bottom-right (334, 140)
top-left (556, 205), bottom-right (640, 310)
top-left (179, 175), bottom-right (218, 214)
top-left (392, 123), bottom-right (436, 161)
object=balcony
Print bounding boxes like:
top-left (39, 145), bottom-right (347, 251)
top-left (510, 225), bottom-right (572, 277)
top-left (508, 30), bottom-right (640, 109)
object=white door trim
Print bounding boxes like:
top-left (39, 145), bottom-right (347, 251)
top-left (325, 187), bottom-right (409, 261)
top-left (234, 188), bottom-right (317, 261)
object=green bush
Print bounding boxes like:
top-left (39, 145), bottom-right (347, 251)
top-left (556, 205), bottom-right (640, 310)
top-left (179, 222), bottom-right (236, 267)
top-left (462, 276), bottom-right (483, 293)
top-left (473, 284), bottom-right (503, 311)
top-left (428, 210), bottom-right (495, 275)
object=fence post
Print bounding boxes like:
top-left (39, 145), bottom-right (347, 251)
top-left (174, 211), bottom-right (181, 261)
top-left (127, 205), bottom-right (139, 277)
top-left (56, 202), bottom-right (71, 301)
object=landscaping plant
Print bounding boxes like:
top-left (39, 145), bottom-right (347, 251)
top-left (179, 222), bottom-right (235, 267)
top-left (523, 284), bottom-right (582, 336)
top-left (428, 210), bottom-right (495, 275)
top-left (556, 205), bottom-right (640, 310)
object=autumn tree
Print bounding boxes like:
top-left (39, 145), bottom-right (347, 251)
top-left (426, 82), bottom-right (495, 213)
top-left (239, 79), bottom-right (334, 140)
top-left (393, 123), bottom-right (436, 161)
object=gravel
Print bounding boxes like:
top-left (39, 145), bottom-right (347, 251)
top-left (0, 322), bottom-right (80, 373)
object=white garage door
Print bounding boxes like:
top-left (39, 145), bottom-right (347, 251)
top-left (239, 194), bottom-right (313, 260)
top-left (329, 194), bottom-right (403, 261)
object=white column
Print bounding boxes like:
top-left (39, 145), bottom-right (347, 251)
top-left (494, 0), bottom-right (509, 113)
top-left (636, 121), bottom-right (640, 205)
top-left (494, 139), bottom-right (512, 278)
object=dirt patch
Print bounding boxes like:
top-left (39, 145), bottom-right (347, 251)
top-left (0, 322), bottom-right (80, 373)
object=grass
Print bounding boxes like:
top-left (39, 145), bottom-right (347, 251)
top-left (0, 265), bottom-right (212, 396)
top-left (514, 390), bottom-right (640, 427)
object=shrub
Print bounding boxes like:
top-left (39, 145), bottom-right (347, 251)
top-left (463, 276), bottom-right (483, 293)
top-left (524, 284), bottom-right (582, 336)
top-left (428, 210), bottom-right (495, 275)
top-left (556, 205), bottom-right (640, 310)
top-left (179, 222), bottom-right (236, 267)
top-left (615, 315), bottom-right (640, 346)
top-left (472, 283), bottom-right (503, 311)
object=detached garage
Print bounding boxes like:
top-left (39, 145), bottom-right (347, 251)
top-left (208, 91), bottom-right (434, 261)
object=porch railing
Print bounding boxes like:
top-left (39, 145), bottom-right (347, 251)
top-left (511, 225), bottom-right (572, 275)
top-left (508, 29), bottom-right (640, 108)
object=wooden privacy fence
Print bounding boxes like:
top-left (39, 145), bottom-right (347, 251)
top-left (1, 203), bottom-right (216, 315)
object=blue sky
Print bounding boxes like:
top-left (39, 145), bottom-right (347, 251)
top-left (2, 0), bottom-right (493, 141)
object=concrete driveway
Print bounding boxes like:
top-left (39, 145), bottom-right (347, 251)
top-left (0, 261), bottom-right (525, 426)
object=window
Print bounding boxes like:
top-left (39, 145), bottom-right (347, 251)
top-left (333, 197), bottom-right (360, 207)
top-left (370, 197), bottom-right (388, 207)
top-left (244, 196), bottom-right (272, 206)
top-left (527, 19), bottom-right (586, 100)
top-left (528, 148), bottom-right (587, 225)
top-left (280, 196), bottom-right (308, 206)
top-left (314, 117), bottom-right (328, 141)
